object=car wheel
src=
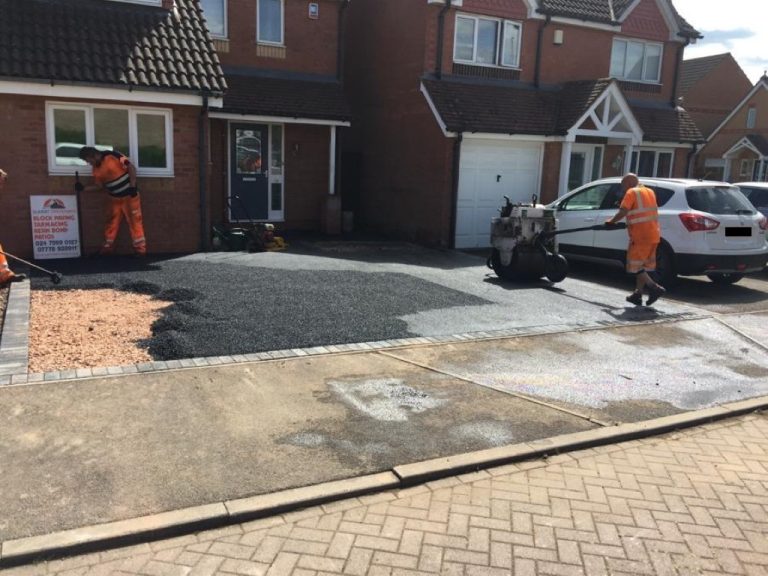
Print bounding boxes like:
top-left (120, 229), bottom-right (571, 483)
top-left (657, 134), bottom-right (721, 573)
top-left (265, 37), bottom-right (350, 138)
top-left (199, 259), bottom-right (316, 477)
top-left (655, 243), bottom-right (677, 288)
top-left (706, 272), bottom-right (744, 285)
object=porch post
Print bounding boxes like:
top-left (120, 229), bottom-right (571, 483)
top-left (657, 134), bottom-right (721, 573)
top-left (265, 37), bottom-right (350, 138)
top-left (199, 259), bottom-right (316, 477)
top-left (723, 157), bottom-right (731, 182)
top-left (623, 143), bottom-right (634, 174)
top-left (559, 139), bottom-right (573, 196)
top-left (329, 125), bottom-right (337, 195)
top-left (759, 158), bottom-right (766, 181)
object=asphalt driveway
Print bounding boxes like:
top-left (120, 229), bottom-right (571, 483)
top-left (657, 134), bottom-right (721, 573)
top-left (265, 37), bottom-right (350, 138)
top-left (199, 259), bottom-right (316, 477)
top-left (26, 240), bottom-right (727, 361)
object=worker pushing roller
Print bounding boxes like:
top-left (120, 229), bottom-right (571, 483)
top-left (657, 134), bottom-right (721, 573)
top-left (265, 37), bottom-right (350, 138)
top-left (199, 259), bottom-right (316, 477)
top-left (76, 147), bottom-right (147, 257)
top-left (0, 168), bottom-right (26, 285)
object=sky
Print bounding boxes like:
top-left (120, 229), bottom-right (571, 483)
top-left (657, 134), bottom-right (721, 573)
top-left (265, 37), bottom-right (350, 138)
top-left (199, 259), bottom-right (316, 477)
top-left (672, 0), bottom-right (768, 84)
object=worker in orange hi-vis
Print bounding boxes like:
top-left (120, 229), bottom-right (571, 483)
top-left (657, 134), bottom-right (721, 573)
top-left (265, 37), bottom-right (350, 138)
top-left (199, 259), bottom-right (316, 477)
top-left (605, 173), bottom-right (666, 307)
top-left (76, 147), bottom-right (147, 257)
top-left (0, 168), bottom-right (27, 285)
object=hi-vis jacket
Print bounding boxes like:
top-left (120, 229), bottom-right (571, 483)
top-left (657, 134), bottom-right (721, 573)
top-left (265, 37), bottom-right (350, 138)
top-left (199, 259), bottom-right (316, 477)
top-left (620, 185), bottom-right (661, 244)
top-left (92, 151), bottom-right (134, 197)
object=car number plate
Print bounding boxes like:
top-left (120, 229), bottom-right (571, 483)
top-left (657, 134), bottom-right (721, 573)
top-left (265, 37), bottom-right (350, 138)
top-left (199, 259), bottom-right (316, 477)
top-left (725, 227), bottom-right (752, 237)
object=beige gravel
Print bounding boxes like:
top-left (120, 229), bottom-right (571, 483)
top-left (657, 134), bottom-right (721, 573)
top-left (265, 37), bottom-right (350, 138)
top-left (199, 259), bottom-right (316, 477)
top-left (29, 288), bottom-right (169, 373)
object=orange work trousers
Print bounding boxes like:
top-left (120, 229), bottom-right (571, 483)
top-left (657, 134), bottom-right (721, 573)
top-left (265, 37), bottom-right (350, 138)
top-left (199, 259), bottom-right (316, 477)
top-left (0, 243), bottom-right (17, 284)
top-left (102, 194), bottom-right (147, 255)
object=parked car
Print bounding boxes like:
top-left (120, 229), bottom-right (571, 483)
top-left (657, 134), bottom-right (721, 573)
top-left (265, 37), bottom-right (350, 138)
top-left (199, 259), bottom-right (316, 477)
top-left (736, 182), bottom-right (768, 220)
top-left (547, 178), bottom-right (768, 285)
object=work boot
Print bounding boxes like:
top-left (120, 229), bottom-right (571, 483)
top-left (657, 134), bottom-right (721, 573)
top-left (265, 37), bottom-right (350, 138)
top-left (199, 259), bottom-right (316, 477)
top-left (646, 285), bottom-right (666, 306)
top-left (625, 292), bottom-right (643, 306)
top-left (9, 274), bottom-right (26, 283)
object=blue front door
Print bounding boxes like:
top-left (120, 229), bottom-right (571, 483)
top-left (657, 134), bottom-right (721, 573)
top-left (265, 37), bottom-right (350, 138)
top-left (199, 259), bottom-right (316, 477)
top-left (230, 123), bottom-right (269, 221)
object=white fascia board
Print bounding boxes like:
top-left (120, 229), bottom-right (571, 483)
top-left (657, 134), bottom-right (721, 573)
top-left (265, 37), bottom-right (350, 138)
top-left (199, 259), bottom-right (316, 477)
top-left (707, 80), bottom-right (768, 143)
top-left (462, 132), bottom-right (560, 142)
top-left (427, 0), bottom-right (462, 5)
top-left (420, 82), bottom-right (457, 138)
top-left (209, 112), bottom-right (350, 127)
top-left (635, 141), bottom-right (690, 148)
top-left (0, 79), bottom-right (222, 107)
top-left (531, 15), bottom-right (621, 32)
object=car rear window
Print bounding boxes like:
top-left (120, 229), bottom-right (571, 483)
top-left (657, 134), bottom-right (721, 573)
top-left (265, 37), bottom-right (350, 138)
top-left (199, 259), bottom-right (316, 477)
top-left (685, 186), bottom-right (756, 215)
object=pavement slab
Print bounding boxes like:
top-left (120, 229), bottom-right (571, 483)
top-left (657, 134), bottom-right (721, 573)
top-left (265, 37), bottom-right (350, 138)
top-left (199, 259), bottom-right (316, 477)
top-left (0, 351), bottom-right (597, 542)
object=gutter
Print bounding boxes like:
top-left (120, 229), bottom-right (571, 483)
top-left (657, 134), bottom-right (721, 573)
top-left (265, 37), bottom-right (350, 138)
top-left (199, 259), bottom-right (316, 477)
top-left (435, 0), bottom-right (452, 79)
top-left (336, 0), bottom-right (351, 81)
top-left (199, 93), bottom-right (210, 251)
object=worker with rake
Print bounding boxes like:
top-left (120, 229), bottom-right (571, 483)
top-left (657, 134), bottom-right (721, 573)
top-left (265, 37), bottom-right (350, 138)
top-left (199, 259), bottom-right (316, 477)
top-left (0, 169), bottom-right (26, 285)
top-left (76, 147), bottom-right (147, 257)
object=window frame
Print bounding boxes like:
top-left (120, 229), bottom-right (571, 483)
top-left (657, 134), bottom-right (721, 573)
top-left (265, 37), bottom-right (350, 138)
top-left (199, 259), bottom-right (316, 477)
top-left (747, 107), bottom-right (757, 129)
top-left (453, 13), bottom-right (522, 69)
top-left (257, 0), bottom-right (285, 46)
top-left (45, 102), bottom-right (174, 177)
top-left (200, 0), bottom-right (228, 39)
top-left (610, 38), bottom-right (663, 84)
top-left (630, 148), bottom-right (674, 178)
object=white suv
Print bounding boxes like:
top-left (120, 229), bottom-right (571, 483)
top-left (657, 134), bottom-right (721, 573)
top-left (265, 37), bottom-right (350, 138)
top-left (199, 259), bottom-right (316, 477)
top-left (736, 182), bottom-right (768, 219)
top-left (548, 178), bottom-right (768, 285)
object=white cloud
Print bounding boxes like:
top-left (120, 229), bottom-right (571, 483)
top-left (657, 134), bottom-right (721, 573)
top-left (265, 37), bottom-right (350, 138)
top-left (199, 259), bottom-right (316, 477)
top-left (672, 0), bottom-right (767, 84)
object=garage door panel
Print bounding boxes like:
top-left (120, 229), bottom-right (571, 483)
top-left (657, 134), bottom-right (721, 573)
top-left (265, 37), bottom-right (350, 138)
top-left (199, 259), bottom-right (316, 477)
top-left (456, 140), bottom-right (542, 249)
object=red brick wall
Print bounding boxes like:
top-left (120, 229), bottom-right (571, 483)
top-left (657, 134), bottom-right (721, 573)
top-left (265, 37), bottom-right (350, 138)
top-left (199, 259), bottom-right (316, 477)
top-left (216, 0), bottom-right (340, 76)
top-left (0, 94), bottom-right (202, 258)
top-left (681, 57), bottom-right (752, 139)
top-left (621, 0), bottom-right (672, 43)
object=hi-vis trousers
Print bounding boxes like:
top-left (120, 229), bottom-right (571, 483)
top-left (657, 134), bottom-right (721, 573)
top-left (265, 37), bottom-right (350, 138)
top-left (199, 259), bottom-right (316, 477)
top-left (101, 194), bottom-right (147, 255)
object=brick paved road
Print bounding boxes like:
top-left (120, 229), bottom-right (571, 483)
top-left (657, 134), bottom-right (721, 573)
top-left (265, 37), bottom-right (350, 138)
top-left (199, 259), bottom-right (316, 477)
top-left (5, 413), bottom-right (768, 576)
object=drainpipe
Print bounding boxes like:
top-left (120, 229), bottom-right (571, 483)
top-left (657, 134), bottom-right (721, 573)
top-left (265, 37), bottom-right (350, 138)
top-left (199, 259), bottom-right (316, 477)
top-left (449, 132), bottom-right (463, 248)
top-left (199, 93), bottom-right (210, 251)
top-left (686, 142), bottom-right (699, 179)
top-left (336, 0), bottom-right (350, 81)
top-left (671, 38), bottom-right (691, 106)
top-left (534, 15), bottom-right (551, 88)
top-left (435, 0), bottom-right (452, 79)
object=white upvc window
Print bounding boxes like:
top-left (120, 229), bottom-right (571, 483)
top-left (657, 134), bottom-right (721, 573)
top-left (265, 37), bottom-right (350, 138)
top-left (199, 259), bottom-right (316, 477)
top-left (46, 103), bottom-right (174, 176)
top-left (740, 158), bottom-right (755, 178)
top-left (201, 0), bottom-right (227, 38)
top-left (747, 107), bottom-right (757, 129)
top-left (630, 149), bottom-right (674, 178)
top-left (610, 38), bottom-right (662, 83)
top-left (257, 0), bottom-right (284, 45)
top-left (454, 14), bottom-right (522, 68)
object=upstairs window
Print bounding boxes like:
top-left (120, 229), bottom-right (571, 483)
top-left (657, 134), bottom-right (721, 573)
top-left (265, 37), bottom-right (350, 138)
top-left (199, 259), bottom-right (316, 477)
top-left (454, 15), bottom-right (522, 68)
top-left (201, 0), bottom-right (227, 38)
top-left (258, 0), bottom-right (284, 45)
top-left (610, 38), bottom-right (662, 83)
top-left (747, 107), bottom-right (757, 129)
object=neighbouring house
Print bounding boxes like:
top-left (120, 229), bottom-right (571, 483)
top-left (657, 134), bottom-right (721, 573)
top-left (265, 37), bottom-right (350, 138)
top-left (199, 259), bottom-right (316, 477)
top-left (679, 53), bottom-right (752, 140)
top-left (199, 0), bottom-right (352, 237)
top-left (344, 0), bottom-right (704, 248)
top-left (0, 0), bottom-right (226, 257)
top-left (693, 75), bottom-right (768, 183)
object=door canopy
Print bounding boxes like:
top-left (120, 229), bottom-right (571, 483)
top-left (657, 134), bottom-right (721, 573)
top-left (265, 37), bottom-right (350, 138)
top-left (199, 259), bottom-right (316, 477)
top-left (567, 82), bottom-right (643, 145)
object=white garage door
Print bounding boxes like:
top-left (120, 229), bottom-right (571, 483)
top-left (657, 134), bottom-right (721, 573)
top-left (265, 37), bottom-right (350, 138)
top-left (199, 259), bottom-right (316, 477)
top-left (455, 139), bottom-right (543, 249)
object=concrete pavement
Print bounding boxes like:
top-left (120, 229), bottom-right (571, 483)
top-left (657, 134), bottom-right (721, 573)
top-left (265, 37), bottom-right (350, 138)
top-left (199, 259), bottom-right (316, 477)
top-left (3, 410), bottom-right (767, 575)
top-left (2, 312), bottom-right (768, 568)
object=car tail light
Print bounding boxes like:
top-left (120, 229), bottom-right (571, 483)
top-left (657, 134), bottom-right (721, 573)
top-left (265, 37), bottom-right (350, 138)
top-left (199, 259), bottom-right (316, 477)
top-left (759, 216), bottom-right (768, 231)
top-left (679, 213), bottom-right (720, 232)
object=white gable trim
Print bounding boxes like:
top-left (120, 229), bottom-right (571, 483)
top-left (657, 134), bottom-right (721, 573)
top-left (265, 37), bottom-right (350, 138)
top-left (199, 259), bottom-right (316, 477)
top-left (0, 79), bottom-right (223, 108)
top-left (706, 79), bottom-right (768, 143)
top-left (566, 82), bottom-right (643, 145)
top-left (723, 136), bottom-right (766, 159)
top-left (209, 112), bottom-right (349, 127)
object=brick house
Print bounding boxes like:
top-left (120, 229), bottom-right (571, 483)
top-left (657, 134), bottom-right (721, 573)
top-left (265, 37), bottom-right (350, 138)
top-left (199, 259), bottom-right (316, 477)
top-left (344, 0), bottom-right (704, 248)
top-left (679, 53), bottom-right (752, 140)
top-left (693, 75), bottom-right (768, 183)
top-left (0, 0), bottom-right (226, 257)
top-left (200, 0), bottom-right (351, 236)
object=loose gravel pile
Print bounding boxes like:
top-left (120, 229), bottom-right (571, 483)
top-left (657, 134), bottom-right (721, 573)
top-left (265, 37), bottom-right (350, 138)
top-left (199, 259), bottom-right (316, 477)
top-left (30, 254), bottom-right (487, 363)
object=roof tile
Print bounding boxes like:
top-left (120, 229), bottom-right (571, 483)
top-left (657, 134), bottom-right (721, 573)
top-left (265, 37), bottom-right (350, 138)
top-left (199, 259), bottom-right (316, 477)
top-left (0, 0), bottom-right (226, 94)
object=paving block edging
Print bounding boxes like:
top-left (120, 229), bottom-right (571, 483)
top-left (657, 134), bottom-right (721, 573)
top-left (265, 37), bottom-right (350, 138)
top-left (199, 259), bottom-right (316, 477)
top-left (0, 280), bottom-right (30, 379)
top-left (1, 395), bottom-right (766, 568)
